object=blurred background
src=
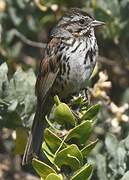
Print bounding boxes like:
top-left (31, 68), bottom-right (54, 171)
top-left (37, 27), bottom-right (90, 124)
top-left (0, 0), bottom-right (129, 179)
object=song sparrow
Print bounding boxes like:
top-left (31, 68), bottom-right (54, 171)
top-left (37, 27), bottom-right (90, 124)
top-left (22, 8), bottom-right (104, 165)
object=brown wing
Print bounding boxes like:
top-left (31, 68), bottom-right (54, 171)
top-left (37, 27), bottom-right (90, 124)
top-left (35, 38), bottom-right (62, 108)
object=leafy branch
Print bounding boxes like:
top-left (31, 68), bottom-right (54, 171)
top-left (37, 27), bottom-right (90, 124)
top-left (32, 96), bottom-right (100, 180)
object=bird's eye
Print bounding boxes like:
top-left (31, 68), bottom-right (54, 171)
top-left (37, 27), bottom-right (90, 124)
top-left (79, 19), bottom-right (85, 24)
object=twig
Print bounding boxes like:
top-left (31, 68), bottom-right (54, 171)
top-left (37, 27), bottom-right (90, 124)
top-left (0, 24), bottom-right (2, 43)
top-left (98, 56), bottom-right (117, 66)
top-left (12, 29), bottom-right (47, 48)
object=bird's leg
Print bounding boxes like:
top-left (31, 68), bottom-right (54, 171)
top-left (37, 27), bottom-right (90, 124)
top-left (78, 89), bottom-right (90, 105)
top-left (71, 110), bottom-right (80, 123)
top-left (84, 88), bottom-right (91, 105)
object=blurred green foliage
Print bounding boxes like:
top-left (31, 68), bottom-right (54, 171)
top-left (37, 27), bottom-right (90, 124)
top-left (0, 62), bottom-right (36, 129)
top-left (90, 133), bottom-right (129, 180)
top-left (93, 0), bottom-right (129, 41)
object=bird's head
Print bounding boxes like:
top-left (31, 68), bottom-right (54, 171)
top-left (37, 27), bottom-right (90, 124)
top-left (51, 8), bottom-right (105, 38)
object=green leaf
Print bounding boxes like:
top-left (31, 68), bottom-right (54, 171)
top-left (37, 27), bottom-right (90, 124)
top-left (0, 98), bottom-right (9, 106)
top-left (124, 135), bottom-right (129, 150)
top-left (95, 0), bottom-right (120, 17)
top-left (46, 173), bottom-right (63, 180)
top-left (81, 104), bottom-right (101, 121)
top-left (1, 67), bottom-right (36, 128)
top-left (54, 95), bottom-right (61, 106)
top-left (44, 129), bottom-right (67, 153)
top-left (16, 0), bottom-right (26, 9)
top-left (11, 42), bottom-right (22, 58)
top-left (65, 121), bottom-right (92, 145)
top-left (54, 103), bottom-right (76, 127)
top-left (6, 30), bottom-right (16, 43)
top-left (8, 99), bottom-right (18, 111)
top-left (0, 63), bottom-right (8, 96)
top-left (32, 158), bottom-right (56, 179)
top-left (6, 68), bottom-right (36, 102)
top-left (116, 141), bottom-right (126, 175)
top-left (8, 6), bottom-right (22, 26)
top-left (42, 142), bottom-right (54, 164)
top-left (81, 139), bottom-right (98, 158)
top-left (120, 171), bottom-right (129, 180)
top-left (96, 154), bottom-right (108, 180)
top-left (71, 164), bottom-right (93, 180)
top-left (105, 133), bottom-right (118, 157)
top-left (15, 127), bottom-right (28, 155)
top-left (0, 110), bottom-right (22, 129)
top-left (54, 144), bottom-right (83, 171)
top-left (90, 63), bottom-right (99, 79)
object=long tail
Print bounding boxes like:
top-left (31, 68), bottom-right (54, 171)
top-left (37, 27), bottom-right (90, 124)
top-left (22, 110), bottom-right (46, 165)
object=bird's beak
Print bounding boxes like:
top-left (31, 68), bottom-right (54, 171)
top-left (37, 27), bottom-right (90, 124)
top-left (92, 20), bottom-right (105, 27)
